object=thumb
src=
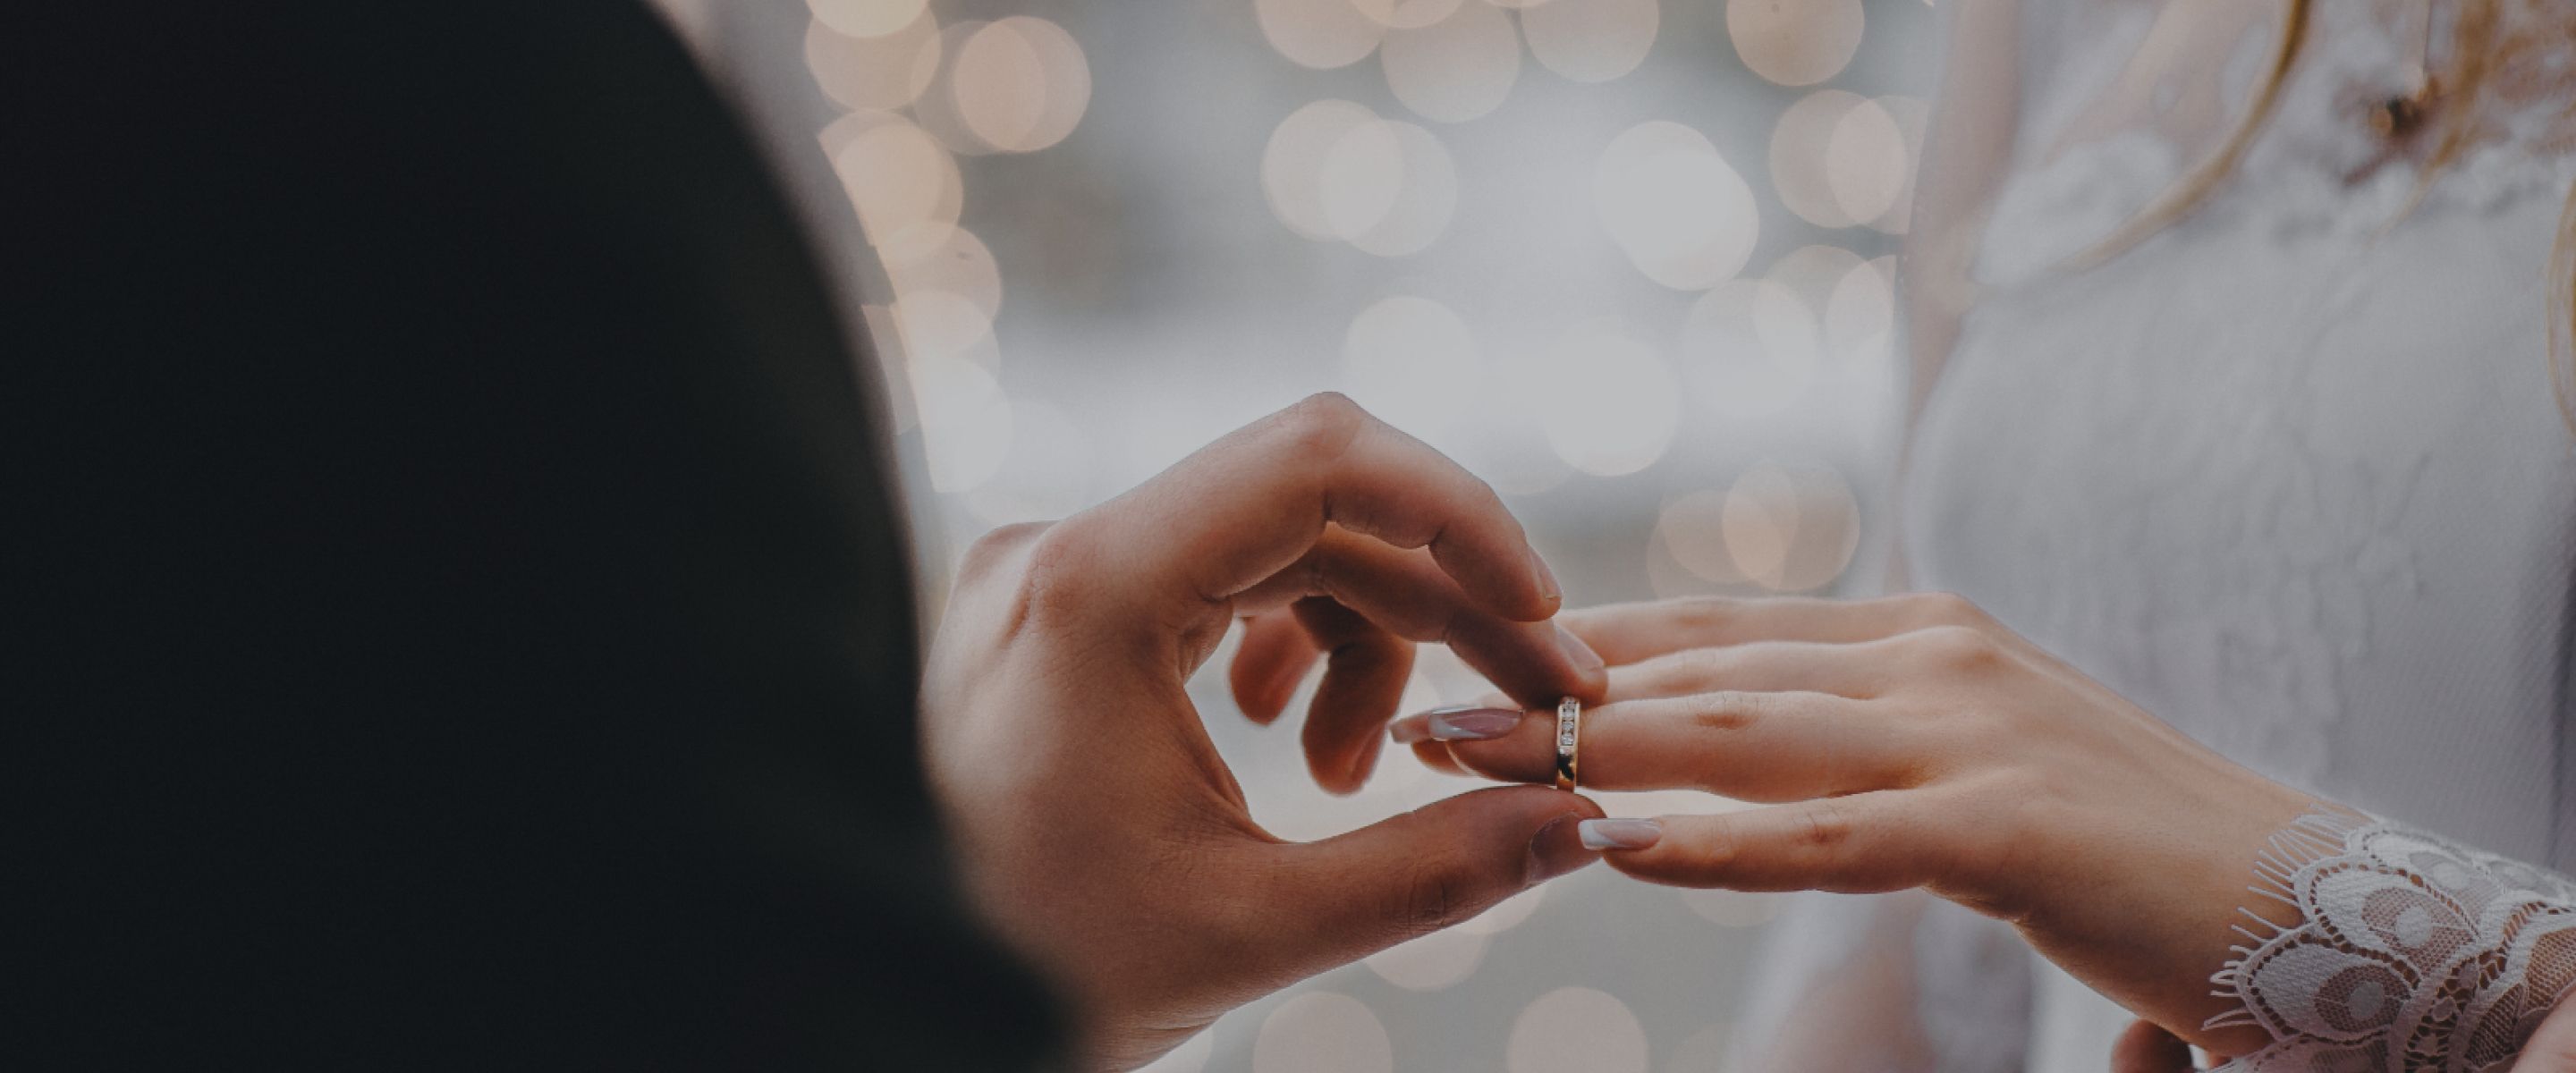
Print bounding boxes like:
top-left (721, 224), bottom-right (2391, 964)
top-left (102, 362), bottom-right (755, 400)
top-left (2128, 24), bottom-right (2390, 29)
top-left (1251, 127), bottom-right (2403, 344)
top-left (2111, 1019), bottom-right (2199, 1073)
top-left (1265, 785), bottom-right (1603, 975)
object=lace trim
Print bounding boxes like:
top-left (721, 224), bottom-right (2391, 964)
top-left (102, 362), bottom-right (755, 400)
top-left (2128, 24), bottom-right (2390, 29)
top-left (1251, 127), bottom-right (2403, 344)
top-left (2209, 811), bottom-right (2576, 1072)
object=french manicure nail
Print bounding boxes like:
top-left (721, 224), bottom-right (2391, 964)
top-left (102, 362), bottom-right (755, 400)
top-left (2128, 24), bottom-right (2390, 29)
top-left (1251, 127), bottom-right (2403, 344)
top-left (1527, 814), bottom-right (1596, 883)
top-left (1425, 706), bottom-right (1522, 741)
top-left (1578, 818), bottom-right (1663, 851)
top-left (1555, 623), bottom-right (1606, 674)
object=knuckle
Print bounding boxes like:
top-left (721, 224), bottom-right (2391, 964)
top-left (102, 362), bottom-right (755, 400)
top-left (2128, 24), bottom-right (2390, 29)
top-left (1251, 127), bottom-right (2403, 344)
top-left (1904, 591), bottom-right (1985, 626)
top-left (1011, 520), bottom-right (1099, 621)
top-left (1275, 393), bottom-right (1372, 458)
top-left (1690, 691), bottom-right (1765, 732)
top-left (1913, 623), bottom-right (2002, 672)
top-left (1394, 859), bottom-right (1467, 934)
top-left (958, 520), bottom-right (1052, 585)
top-left (1794, 799), bottom-right (1854, 855)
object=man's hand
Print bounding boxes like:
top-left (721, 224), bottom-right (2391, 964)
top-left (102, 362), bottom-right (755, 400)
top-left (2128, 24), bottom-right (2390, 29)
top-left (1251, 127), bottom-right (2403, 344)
top-left (919, 394), bottom-right (1608, 1070)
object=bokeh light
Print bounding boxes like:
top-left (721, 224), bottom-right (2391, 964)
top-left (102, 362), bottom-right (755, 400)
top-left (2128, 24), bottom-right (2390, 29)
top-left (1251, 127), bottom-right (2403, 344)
top-left (807, 0), bottom-right (928, 38)
top-left (1267, 102), bottom-right (1459, 254)
top-left (1258, 0), bottom-right (1387, 69)
top-left (951, 16), bottom-right (1092, 152)
top-left (821, 111), bottom-right (963, 241)
top-left (1770, 89), bottom-right (1867, 228)
top-left (1507, 987), bottom-right (1650, 1073)
top-left (1657, 489), bottom-right (1748, 584)
top-left (1595, 121), bottom-right (1759, 290)
top-left (1826, 96), bottom-right (1908, 224)
top-left (1265, 100), bottom-right (1383, 241)
top-left (1379, 0), bottom-right (1522, 123)
top-left (1723, 459), bottom-right (1861, 590)
top-left (1352, 0), bottom-right (1468, 30)
top-left (878, 222), bottom-right (1004, 317)
top-left (803, 8), bottom-right (941, 112)
top-left (1521, 0), bottom-right (1660, 83)
top-left (1254, 993), bottom-right (1394, 1073)
top-left (1726, 0), bottom-right (1865, 86)
top-left (1363, 925), bottom-right (1489, 990)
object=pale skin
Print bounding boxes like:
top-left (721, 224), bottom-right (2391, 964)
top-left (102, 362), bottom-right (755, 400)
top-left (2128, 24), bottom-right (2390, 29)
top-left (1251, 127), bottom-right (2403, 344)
top-left (1371, 594), bottom-right (2319, 1060)
top-left (1369, 594), bottom-right (2576, 1069)
top-left (919, 394), bottom-right (1612, 1071)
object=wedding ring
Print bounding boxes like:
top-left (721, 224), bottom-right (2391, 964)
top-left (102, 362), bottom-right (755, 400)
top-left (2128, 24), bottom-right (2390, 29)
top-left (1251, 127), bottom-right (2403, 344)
top-left (1554, 697), bottom-right (1581, 791)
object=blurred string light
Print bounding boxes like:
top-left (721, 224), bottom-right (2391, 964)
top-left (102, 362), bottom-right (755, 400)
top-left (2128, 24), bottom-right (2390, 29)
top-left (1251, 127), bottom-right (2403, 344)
top-left (809, 0), bottom-right (928, 38)
top-left (804, 7), bottom-right (940, 112)
top-left (1520, 0), bottom-right (1661, 83)
top-left (1771, 90), bottom-right (1926, 232)
top-left (1255, 993), bottom-right (1394, 1073)
top-left (1379, 0), bottom-right (1521, 123)
top-left (1593, 121), bottom-right (1760, 290)
top-left (1264, 100), bottom-right (1460, 257)
top-left (1507, 988), bottom-right (1650, 1073)
top-left (1726, 0), bottom-right (1865, 86)
top-left (804, 0), bottom-right (1095, 503)
top-left (1652, 459), bottom-right (1861, 594)
top-left (1256, 0), bottom-right (1387, 69)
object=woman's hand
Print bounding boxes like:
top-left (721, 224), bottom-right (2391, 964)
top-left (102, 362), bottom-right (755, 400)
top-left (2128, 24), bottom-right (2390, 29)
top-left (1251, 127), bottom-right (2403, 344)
top-left (1400, 593), bottom-right (2313, 1059)
top-left (919, 395), bottom-right (1610, 1071)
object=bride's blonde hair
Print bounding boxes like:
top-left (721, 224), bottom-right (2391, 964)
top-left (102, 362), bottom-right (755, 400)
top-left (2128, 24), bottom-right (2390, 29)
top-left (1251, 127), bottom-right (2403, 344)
top-left (2072, 0), bottom-right (2576, 423)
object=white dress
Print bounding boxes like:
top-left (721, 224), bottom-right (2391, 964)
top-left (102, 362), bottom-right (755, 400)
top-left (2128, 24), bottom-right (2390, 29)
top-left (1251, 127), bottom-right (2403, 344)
top-left (1747, 0), bottom-right (2576, 1068)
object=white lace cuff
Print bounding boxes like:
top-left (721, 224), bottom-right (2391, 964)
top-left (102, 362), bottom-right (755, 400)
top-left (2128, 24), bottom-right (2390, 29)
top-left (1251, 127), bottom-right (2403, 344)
top-left (2209, 811), bottom-right (2576, 1072)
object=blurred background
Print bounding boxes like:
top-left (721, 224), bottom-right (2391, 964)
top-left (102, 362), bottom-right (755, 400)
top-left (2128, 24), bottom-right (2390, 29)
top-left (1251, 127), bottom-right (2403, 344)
top-left (785, 0), bottom-right (1942, 1066)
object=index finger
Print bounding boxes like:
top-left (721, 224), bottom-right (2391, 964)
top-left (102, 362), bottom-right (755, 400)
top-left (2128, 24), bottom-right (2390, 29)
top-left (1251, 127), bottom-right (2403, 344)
top-left (1055, 393), bottom-right (1562, 623)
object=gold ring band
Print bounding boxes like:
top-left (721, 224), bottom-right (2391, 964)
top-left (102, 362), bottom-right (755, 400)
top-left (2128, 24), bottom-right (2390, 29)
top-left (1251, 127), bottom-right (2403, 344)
top-left (1554, 697), bottom-right (1581, 791)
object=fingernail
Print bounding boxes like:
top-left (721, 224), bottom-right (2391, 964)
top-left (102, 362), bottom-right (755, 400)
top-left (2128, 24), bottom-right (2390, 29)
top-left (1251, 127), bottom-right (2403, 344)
top-left (1526, 545), bottom-right (1562, 604)
top-left (1578, 818), bottom-right (1663, 851)
top-left (1526, 814), bottom-right (1596, 883)
top-left (1423, 705), bottom-right (1521, 741)
top-left (1555, 624), bottom-right (1605, 674)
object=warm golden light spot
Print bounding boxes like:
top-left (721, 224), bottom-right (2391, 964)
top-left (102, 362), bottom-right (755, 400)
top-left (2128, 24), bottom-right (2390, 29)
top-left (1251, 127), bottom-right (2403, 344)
top-left (803, 8), bottom-right (940, 112)
top-left (820, 111), bottom-right (962, 241)
top-left (1658, 489), bottom-right (1747, 583)
top-left (1521, 0), bottom-right (1659, 84)
top-left (1379, 0), bottom-right (1521, 123)
top-left (1724, 459), bottom-right (1860, 591)
top-left (1264, 100), bottom-right (1383, 241)
top-left (1770, 89), bottom-right (1867, 228)
top-left (1865, 95), bottom-right (1930, 232)
top-left (1826, 96), bottom-right (1908, 224)
top-left (1254, 993), bottom-right (1394, 1073)
top-left (1725, 0), bottom-right (1864, 87)
top-left (1363, 926), bottom-right (1489, 991)
top-left (878, 223), bottom-right (1003, 317)
top-left (1347, 122), bottom-right (1458, 256)
top-left (1257, 0), bottom-right (1387, 69)
top-left (1351, 0), bottom-right (1467, 30)
top-left (1595, 121), bottom-right (1759, 290)
top-left (1507, 988), bottom-right (1649, 1073)
top-left (807, 0), bottom-right (928, 39)
top-left (950, 17), bottom-right (1091, 152)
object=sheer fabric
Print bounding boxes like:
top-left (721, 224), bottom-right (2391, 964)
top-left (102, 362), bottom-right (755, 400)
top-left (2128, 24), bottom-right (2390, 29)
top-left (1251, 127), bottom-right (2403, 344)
top-left (1742, 0), bottom-right (2576, 1068)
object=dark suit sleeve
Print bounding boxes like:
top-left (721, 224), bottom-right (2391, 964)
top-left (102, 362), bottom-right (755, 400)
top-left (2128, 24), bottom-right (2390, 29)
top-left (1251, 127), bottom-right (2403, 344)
top-left (10, 4), bottom-right (1062, 1069)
